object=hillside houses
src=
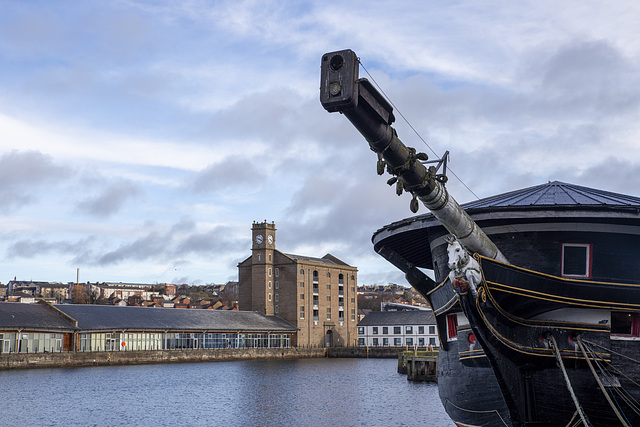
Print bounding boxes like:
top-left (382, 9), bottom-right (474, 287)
top-left (2, 280), bottom-right (239, 311)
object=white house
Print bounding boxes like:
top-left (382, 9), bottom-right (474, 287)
top-left (357, 310), bottom-right (439, 348)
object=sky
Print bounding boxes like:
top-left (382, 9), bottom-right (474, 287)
top-left (1, 1), bottom-right (640, 287)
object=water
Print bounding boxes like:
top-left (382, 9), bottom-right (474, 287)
top-left (0, 358), bottom-right (453, 426)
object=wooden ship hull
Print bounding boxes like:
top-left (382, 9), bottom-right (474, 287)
top-left (375, 184), bottom-right (640, 426)
top-left (319, 49), bottom-right (640, 426)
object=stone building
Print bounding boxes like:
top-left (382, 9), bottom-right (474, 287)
top-left (238, 221), bottom-right (358, 347)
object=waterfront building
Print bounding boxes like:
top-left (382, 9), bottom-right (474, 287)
top-left (357, 311), bottom-right (439, 348)
top-left (0, 301), bottom-right (295, 354)
top-left (238, 221), bottom-right (358, 347)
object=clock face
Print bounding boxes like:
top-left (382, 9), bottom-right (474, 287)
top-left (267, 235), bottom-right (274, 244)
top-left (255, 234), bottom-right (263, 244)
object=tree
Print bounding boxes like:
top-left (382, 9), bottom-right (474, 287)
top-left (71, 285), bottom-right (90, 304)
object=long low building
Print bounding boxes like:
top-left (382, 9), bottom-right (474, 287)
top-left (0, 301), bottom-right (296, 354)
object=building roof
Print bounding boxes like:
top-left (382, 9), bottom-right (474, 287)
top-left (462, 181), bottom-right (640, 211)
top-left (0, 302), bottom-right (75, 331)
top-left (358, 310), bottom-right (435, 326)
top-left (54, 304), bottom-right (297, 332)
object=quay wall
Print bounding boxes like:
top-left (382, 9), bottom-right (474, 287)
top-left (0, 346), bottom-right (407, 370)
top-left (327, 346), bottom-right (405, 358)
top-left (0, 347), bottom-right (326, 370)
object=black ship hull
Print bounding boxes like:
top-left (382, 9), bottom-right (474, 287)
top-left (374, 182), bottom-right (640, 426)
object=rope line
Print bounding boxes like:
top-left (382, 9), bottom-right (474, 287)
top-left (359, 61), bottom-right (481, 200)
top-left (548, 335), bottom-right (592, 426)
top-left (582, 338), bottom-right (640, 365)
top-left (577, 336), bottom-right (630, 426)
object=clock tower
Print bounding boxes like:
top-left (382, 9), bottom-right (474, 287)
top-left (251, 221), bottom-right (276, 315)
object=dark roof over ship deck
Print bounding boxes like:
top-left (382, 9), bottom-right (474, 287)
top-left (462, 181), bottom-right (640, 211)
top-left (372, 181), bottom-right (640, 271)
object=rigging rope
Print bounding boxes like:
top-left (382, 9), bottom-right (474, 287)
top-left (548, 335), bottom-right (592, 427)
top-left (358, 61), bottom-right (481, 200)
top-left (582, 338), bottom-right (640, 365)
top-left (583, 341), bottom-right (640, 416)
top-left (576, 336), bottom-right (630, 426)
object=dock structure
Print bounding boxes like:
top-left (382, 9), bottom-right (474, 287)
top-left (398, 350), bottom-right (438, 382)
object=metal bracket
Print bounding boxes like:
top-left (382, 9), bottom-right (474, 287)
top-left (421, 150), bottom-right (449, 185)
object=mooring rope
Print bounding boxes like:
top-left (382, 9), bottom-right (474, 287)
top-left (576, 335), bottom-right (630, 426)
top-left (548, 335), bottom-right (592, 427)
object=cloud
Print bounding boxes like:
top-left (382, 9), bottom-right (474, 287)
top-left (0, 150), bottom-right (71, 210)
top-left (77, 180), bottom-right (142, 217)
top-left (6, 237), bottom-right (94, 259)
top-left (189, 156), bottom-right (267, 194)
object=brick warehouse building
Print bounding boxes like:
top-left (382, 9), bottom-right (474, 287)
top-left (238, 221), bottom-right (358, 347)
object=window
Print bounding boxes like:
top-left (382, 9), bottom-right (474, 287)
top-left (418, 338), bottom-right (425, 346)
top-left (327, 284), bottom-right (331, 290)
top-left (447, 314), bottom-right (458, 341)
top-left (275, 294), bottom-right (279, 302)
top-left (326, 308), bottom-right (331, 320)
top-left (373, 338), bottom-right (379, 346)
top-left (372, 327), bottom-right (378, 335)
top-left (561, 243), bottom-right (592, 278)
top-left (394, 338), bottom-right (402, 346)
top-left (275, 268), bottom-right (279, 277)
top-left (268, 293), bottom-right (272, 301)
top-left (313, 309), bottom-right (319, 321)
top-left (300, 269), bottom-right (304, 275)
top-left (275, 281), bottom-right (279, 289)
top-left (358, 338), bottom-right (365, 346)
top-left (383, 338), bottom-right (389, 346)
top-left (275, 305), bottom-right (279, 314)
top-left (393, 326), bottom-right (401, 334)
top-left (418, 326), bottom-right (424, 334)
top-left (300, 281), bottom-right (304, 288)
top-left (269, 268), bottom-right (272, 277)
top-left (358, 327), bottom-right (364, 335)
top-left (406, 326), bottom-right (413, 334)
top-left (300, 306), bottom-right (305, 319)
top-left (268, 281), bottom-right (272, 289)
top-left (382, 327), bottom-right (388, 335)
top-left (429, 337), bottom-right (436, 346)
top-left (429, 325), bottom-right (436, 335)
top-left (300, 294), bottom-right (304, 300)
top-left (326, 296), bottom-right (331, 302)
top-left (406, 338), bottom-right (413, 346)
top-left (611, 312), bottom-right (640, 336)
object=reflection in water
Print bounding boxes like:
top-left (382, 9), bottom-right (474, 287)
top-left (0, 358), bottom-right (453, 426)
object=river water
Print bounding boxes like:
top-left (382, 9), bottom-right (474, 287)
top-left (1, 357), bottom-right (454, 426)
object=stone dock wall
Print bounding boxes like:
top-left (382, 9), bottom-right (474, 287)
top-left (0, 346), bottom-right (407, 370)
top-left (0, 347), bottom-right (327, 370)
